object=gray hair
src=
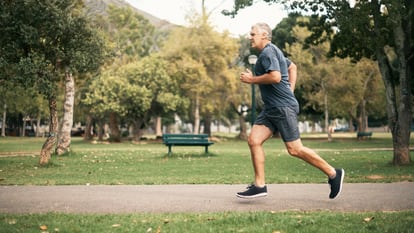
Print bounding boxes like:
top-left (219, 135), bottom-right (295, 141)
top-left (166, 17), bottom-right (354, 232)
top-left (252, 23), bottom-right (272, 40)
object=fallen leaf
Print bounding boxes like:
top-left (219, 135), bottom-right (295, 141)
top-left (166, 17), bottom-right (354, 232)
top-left (112, 224), bottom-right (121, 227)
top-left (6, 218), bottom-right (17, 225)
top-left (39, 225), bottom-right (48, 230)
top-left (363, 217), bottom-right (374, 222)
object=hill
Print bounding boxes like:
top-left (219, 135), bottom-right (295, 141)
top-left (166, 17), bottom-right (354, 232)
top-left (83, 0), bottom-right (177, 31)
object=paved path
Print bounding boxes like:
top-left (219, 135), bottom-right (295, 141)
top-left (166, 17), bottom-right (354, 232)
top-left (1, 183), bottom-right (413, 214)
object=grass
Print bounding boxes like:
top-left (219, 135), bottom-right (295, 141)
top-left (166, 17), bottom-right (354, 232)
top-left (0, 133), bottom-right (413, 233)
top-left (1, 211), bottom-right (414, 233)
top-left (0, 134), bottom-right (412, 185)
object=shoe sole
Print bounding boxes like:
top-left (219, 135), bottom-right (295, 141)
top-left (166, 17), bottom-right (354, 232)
top-left (236, 192), bottom-right (268, 199)
top-left (331, 169), bottom-right (345, 199)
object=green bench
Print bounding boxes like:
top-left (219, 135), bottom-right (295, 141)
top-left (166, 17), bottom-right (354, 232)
top-left (162, 134), bottom-right (214, 155)
top-left (357, 131), bottom-right (373, 139)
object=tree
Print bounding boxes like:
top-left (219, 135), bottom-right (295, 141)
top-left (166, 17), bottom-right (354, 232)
top-left (226, 0), bottom-right (412, 165)
top-left (80, 5), bottom-right (156, 141)
top-left (161, 3), bottom-right (240, 135)
top-left (286, 21), bottom-right (384, 138)
top-left (0, 0), bottom-right (108, 165)
top-left (119, 54), bottom-right (185, 141)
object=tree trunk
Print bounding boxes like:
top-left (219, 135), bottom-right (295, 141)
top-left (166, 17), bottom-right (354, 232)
top-left (108, 112), bottom-right (121, 142)
top-left (83, 114), bottom-right (94, 141)
top-left (372, 0), bottom-right (411, 165)
top-left (1, 104), bottom-right (6, 137)
top-left (35, 115), bottom-right (42, 137)
top-left (193, 95), bottom-right (200, 134)
top-left (391, 11), bottom-right (412, 165)
top-left (376, 44), bottom-right (411, 165)
top-left (155, 116), bottom-right (162, 138)
top-left (203, 114), bottom-right (212, 136)
top-left (132, 119), bottom-right (145, 142)
top-left (357, 100), bottom-right (367, 132)
top-left (39, 97), bottom-right (58, 165)
top-left (56, 69), bottom-right (75, 155)
top-left (238, 114), bottom-right (247, 140)
top-left (22, 118), bottom-right (26, 137)
top-left (97, 120), bottom-right (104, 141)
top-left (322, 83), bottom-right (332, 142)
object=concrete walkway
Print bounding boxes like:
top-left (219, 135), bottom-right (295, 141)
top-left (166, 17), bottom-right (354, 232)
top-left (1, 183), bottom-right (413, 214)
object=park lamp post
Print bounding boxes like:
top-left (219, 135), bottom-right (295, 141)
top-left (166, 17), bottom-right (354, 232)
top-left (248, 54), bottom-right (257, 126)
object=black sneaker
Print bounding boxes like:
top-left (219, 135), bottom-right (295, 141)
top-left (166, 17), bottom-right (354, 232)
top-left (328, 168), bottom-right (344, 199)
top-left (236, 184), bottom-right (267, 199)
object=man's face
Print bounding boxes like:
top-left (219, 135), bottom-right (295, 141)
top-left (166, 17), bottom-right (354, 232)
top-left (249, 28), bottom-right (264, 50)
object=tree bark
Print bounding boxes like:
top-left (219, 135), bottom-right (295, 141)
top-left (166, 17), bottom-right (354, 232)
top-left (39, 97), bottom-right (58, 165)
top-left (238, 115), bottom-right (247, 140)
top-left (373, 1), bottom-right (412, 165)
top-left (391, 8), bottom-right (412, 165)
top-left (132, 118), bottom-right (145, 142)
top-left (83, 114), bottom-right (94, 141)
top-left (1, 104), bottom-right (6, 137)
top-left (203, 114), bottom-right (212, 136)
top-left (322, 82), bottom-right (332, 142)
top-left (56, 69), bottom-right (74, 155)
top-left (155, 116), bottom-right (162, 138)
top-left (108, 112), bottom-right (121, 142)
top-left (193, 95), bottom-right (200, 134)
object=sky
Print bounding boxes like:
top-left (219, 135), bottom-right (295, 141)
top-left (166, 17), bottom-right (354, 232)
top-left (125, 0), bottom-right (288, 37)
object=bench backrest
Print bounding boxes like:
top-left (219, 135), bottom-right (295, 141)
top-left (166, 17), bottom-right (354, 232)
top-left (162, 134), bottom-right (210, 143)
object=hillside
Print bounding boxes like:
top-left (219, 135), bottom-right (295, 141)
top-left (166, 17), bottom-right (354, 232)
top-left (83, 0), bottom-right (176, 31)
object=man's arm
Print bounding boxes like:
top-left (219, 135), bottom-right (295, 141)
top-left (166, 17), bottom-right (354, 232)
top-left (288, 62), bottom-right (297, 92)
top-left (240, 69), bottom-right (281, 84)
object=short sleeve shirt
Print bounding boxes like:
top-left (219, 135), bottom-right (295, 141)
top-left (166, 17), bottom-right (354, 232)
top-left (254, 43), bottom-right (298, 110)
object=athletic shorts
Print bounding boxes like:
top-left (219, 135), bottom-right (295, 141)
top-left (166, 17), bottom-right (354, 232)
top-left (255, 106), bottom-right (300, 142)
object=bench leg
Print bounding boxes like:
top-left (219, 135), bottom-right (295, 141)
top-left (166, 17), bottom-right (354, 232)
top-left (168, 145), bottom-right (172, 156)
top-left (205, 146), bottom-right (208, 154)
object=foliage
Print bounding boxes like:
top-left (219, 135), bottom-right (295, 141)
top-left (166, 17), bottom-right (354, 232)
top-left (160, 11), bottom-right (240, 132)
top-left (0, 0), bottom-right (108, 97)
top-left (285, 20), bottom-right (385, 127)
top-left (226, 0), bottom-right (412, 164)
top-left (106, 5), bottom-right (155, 61)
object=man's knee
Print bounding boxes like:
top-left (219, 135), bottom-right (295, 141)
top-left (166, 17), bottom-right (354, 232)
top-left (287, 146), bottom-right (301, 157)
top-left (285, 140), bottom-right (303, 157)
top-left (248, 135), bottom-right (262, 147)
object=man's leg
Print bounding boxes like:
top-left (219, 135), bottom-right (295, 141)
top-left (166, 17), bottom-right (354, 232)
top-left (236, 124), bottom-right (272, 198)
top-left (285, 138), bottom-right (336, 177)
top-left (248, 124), bottom-right (273, 187)
top-left (285, 138), bottom-right (344, 199)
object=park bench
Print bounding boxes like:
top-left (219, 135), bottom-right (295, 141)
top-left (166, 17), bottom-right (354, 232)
top-left (162, 133), bottom-right (214, 155)
top-left (357, 131), bottom-right (373, 140)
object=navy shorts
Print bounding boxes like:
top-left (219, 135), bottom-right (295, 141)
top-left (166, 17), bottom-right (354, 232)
top-left (255, 106), bottom-right (300, 142)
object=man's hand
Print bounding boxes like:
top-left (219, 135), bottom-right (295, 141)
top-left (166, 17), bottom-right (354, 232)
top-left (240, 69), bottom-right (253, 83)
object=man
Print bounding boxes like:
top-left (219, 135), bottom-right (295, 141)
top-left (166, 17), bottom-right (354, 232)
top-left (237, 23), bottom-right (344, 199)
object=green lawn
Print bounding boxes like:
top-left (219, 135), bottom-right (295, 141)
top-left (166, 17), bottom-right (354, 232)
top-left (0, 134), bottom-right (412, 185)
top-left (0, 134), bottom-right (413, 233)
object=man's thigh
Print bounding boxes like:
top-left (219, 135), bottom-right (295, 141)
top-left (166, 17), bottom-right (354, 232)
top-left (249, 124), bottom-right (273, 145)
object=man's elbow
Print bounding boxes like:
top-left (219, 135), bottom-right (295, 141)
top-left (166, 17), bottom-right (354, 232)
top-left (288, 63), bottom-right (297, 72)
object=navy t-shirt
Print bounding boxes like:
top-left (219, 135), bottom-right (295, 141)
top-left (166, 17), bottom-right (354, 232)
top-left (254, 43), bottom-right (298, 110)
